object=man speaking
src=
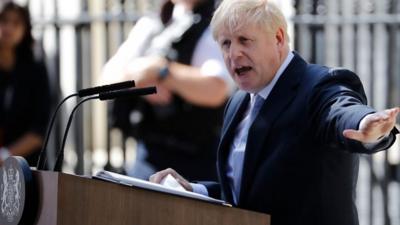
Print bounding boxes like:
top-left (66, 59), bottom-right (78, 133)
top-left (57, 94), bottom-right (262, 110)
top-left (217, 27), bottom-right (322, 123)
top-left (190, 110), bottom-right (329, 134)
top-left (150, 0), bottom-right (399, 224)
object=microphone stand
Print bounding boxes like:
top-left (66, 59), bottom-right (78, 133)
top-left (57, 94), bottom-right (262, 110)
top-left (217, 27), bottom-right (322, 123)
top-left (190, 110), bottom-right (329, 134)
top-left (53, 96), bottom-right (98, 172)
top-left (36, 80), bottom-right (135, 170)
top-left (53, 86), bottom-right (156, 172)
top-left (36, 93), bottom-right (78, 170)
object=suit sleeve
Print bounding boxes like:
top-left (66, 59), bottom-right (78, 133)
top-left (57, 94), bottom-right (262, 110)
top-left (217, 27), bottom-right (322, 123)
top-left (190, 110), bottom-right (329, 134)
top-left (197, 181), bottom-right (221, 199)
top-left (309, 68), bottom-right (398, 154)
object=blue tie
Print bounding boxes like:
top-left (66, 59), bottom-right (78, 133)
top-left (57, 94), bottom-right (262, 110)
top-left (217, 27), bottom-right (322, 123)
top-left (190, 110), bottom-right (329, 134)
top-left (249, 94), bottom-right (264, 124)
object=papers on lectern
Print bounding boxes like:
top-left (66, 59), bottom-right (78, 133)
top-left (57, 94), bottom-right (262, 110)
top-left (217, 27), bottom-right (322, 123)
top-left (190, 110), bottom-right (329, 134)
top-left (93, 170), bottom-right (230, 206)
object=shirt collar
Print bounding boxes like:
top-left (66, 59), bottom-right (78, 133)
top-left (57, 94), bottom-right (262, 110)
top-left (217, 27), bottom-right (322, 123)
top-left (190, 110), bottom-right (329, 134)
top-left (252, 51), bottom-right (295, 101)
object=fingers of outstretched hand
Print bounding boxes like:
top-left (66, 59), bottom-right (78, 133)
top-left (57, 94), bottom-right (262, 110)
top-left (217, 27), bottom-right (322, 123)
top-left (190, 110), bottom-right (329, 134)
top-left (361, 108), bottom-right (398, 129)
top-left (343, 120), bottom-right (389, 142)
top-left (375, 108), bottom-right (399, 129)
top-left (342, 107), bottom-right (399, 143)
top-left (389, 107), bottom-right (400, 118)
top-left (377, 107), bottom-right (400, 121)
top-left (365, 112), bottom-right (389, 124)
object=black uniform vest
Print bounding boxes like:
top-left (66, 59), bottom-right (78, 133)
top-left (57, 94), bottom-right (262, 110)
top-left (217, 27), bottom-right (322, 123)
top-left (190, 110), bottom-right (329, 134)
top-left (112, 0), bottom-right (223, 181)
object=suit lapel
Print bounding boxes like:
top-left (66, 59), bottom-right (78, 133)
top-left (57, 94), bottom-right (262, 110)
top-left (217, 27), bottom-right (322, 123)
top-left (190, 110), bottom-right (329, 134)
top-left (217, 91), bottom-right (250, 204)
top-left (238, 54), bottom-right (306, 204)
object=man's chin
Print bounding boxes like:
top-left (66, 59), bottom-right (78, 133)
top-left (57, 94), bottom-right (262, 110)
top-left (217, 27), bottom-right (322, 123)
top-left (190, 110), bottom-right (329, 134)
top-left (238, 85), bottom-right (258, 93)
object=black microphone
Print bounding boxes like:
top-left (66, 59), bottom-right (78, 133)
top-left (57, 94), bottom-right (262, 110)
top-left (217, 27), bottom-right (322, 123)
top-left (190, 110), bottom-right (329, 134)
top-left (78, 80), bottom-right (135, 97)
top-left (53, 86), bottom-right (157, 172)
top-left (36, 80), bottom-right (136, 170)
top-left (99, 86), bottom-right (157, 100)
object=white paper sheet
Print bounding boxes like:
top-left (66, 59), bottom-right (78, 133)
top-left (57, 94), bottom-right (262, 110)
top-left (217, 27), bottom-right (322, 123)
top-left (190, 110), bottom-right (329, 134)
top-left (93, 170), bottom-right (229, 206)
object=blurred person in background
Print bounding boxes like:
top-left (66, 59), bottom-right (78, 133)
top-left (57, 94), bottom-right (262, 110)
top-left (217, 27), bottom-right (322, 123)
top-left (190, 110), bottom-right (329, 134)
top-left (0, 2), bottom-right (50, 166)
top-left (102, 0), bottom-right (233, 180)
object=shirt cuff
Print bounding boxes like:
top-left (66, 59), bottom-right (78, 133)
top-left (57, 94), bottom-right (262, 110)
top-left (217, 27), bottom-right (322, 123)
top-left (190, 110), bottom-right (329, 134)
top-left (190, 183), bottom-right (209, 196)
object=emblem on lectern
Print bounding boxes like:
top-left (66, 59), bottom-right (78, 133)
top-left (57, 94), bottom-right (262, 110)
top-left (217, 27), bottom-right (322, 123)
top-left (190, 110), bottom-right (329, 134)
top-left (0, 156), bottom-right (37, 225)
top-left (1, 166), bottom-right (22, 222)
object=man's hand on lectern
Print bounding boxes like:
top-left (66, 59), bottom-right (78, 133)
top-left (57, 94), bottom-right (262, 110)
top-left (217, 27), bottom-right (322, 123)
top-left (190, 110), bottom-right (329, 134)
top-left (149, 168), bottom-right (193, 192)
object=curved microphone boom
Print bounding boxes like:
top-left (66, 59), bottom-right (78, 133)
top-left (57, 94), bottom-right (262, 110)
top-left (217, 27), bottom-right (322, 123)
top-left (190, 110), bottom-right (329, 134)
top-left (99, 86), bottom-right (157, 100)
top-left (53, 86), bottom-right (157, 172)
top-left (36, 93), bottom-right (78, 170)
top-left (36, 80), bottom-right (135, 170)
top-left (53, 96), bottom-right (97, 172)
top-left (77, 80), bottom-right (135, 97)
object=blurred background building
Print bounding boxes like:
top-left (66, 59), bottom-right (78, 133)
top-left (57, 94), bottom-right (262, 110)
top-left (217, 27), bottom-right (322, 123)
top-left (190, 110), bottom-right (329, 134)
top-left (1, 0), bottom-right (399, 224)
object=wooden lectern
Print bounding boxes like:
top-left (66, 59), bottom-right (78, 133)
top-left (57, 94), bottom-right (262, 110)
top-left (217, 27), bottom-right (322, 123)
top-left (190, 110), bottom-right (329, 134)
top-left (32, 171), bottom-right (270, 225)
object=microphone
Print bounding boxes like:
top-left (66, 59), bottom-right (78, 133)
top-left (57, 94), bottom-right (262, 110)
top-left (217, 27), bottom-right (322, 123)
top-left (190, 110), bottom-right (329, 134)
top-left (36, 80), bottom-right (135, 170)
top-left (99, 86), bottom-right (157, 100)
top-left (78, 80), bottom-right (135, 97)
top-left (53, 86), bottom-right (157, 172)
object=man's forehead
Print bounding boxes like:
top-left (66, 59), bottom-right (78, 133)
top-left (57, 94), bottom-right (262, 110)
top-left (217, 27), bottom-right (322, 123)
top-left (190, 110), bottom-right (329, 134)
top-left (216, 22), bottom-right (260, 37)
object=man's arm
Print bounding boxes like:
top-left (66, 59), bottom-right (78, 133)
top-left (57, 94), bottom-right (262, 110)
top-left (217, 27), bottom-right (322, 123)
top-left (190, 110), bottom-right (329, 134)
top-left (196, 181), bottom-right (221, 199)
top-left (310, 69), bottom-right (398, 153)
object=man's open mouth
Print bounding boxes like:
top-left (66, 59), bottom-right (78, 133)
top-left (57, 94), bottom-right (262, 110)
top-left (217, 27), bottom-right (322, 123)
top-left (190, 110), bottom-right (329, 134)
top-left (235, 66), bottom-right (252, 75)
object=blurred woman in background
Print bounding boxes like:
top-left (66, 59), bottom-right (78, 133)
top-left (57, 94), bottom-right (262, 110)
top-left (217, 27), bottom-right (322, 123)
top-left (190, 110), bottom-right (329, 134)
top-left (103, 0), bottom-right (233, 180)
top-left (0, 2), bottom-right (50, 166)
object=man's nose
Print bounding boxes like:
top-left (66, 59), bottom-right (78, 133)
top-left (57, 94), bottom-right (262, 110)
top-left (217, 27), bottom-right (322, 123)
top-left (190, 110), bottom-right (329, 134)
top-left (229, 44), bottom-right (243, 60)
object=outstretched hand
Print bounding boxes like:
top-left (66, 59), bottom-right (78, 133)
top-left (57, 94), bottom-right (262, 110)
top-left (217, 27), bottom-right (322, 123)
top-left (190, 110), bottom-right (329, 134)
top-left (343, 107), bottom-right (399, 143)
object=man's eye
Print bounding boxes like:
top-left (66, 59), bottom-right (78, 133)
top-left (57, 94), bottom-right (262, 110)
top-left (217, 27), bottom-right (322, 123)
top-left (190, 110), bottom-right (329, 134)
top-left (221, 40), bottom-right (230, 48)
top-left (239, 37), bottom-right (249, 43)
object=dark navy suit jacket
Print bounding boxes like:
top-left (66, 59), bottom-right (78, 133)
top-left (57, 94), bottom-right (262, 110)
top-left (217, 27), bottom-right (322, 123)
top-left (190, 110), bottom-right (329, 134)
top-left (204, 53), bottom-right (398, 225)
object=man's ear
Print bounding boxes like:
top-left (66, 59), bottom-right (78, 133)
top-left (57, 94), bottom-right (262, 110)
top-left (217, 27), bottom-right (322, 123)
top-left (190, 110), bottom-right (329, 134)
top-left (275, 27), bottom-right (286, 47)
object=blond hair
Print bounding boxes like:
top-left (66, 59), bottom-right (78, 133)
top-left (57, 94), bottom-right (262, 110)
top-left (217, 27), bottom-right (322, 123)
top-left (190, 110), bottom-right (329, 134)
top-left (211, 0), bottom-right (289, 41)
